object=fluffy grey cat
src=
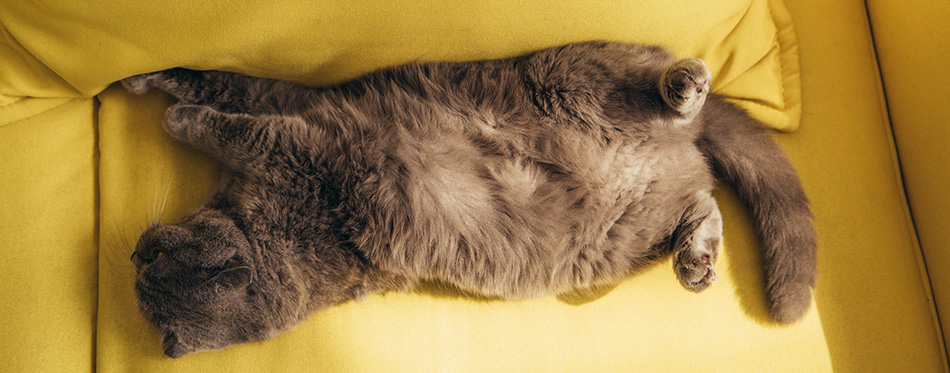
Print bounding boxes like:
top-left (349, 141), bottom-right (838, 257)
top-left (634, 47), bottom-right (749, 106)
top-left (124, 41), bottom-right (816, 358)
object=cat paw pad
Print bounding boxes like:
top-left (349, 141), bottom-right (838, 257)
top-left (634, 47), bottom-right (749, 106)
top-left (674, 249), bottom-right (718, 292)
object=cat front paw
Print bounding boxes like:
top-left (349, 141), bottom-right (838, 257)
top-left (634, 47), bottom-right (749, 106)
top-left (660, 58), bottom-right (711, 120)
top-left (122, 72), bottom-right (164, 95)
top-left (163, 104), bottom-right (211, 140)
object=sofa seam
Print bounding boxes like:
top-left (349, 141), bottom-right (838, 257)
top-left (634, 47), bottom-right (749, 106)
top-left (767, 0), bottom-right (802, 132)
top-left (766, 0), bottom-right (787, 117)
top-left (0, 97), bottom-right (76, 128)
top-left (91, 95), bottom-right (101, 373)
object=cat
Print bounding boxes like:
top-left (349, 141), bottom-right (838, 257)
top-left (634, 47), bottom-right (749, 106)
top-left (124, 41), bottom-right (817, 358)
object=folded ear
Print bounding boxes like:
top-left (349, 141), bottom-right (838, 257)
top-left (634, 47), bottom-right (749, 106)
top-left (210, 266), bottom-right (252, 291)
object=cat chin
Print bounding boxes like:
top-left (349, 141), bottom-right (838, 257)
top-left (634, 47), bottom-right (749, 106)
top-left (162, 332), bottom-right (194, 358)
top-left (159, 320), bottom-right (288, 358)
top-left (161, 331), bottom-right (224, 359)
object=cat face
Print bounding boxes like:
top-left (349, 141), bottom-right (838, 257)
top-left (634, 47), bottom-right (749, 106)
top-left (131, 210), bottom-right (267, 358)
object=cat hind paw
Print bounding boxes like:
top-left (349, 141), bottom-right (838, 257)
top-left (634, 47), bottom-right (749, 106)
top-left (661, 58), bottom-right (711, 119)
top-left (674, 248), bottom-right (718, 292)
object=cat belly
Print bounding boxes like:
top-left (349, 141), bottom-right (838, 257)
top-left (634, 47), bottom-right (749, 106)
top-left (355, 104), bottom-right (711, 298)
top-left (543, 141), bottom-right (709, 295)
top-left (397, 139), bottom-right (707, 298)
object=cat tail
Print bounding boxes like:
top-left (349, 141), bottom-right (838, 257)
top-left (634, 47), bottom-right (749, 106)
top-left (696, 95), bottom-right (817, 323)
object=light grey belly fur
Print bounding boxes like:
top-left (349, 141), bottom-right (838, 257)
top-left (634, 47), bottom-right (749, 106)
top-left (371, 123), bottom-right (711, 298)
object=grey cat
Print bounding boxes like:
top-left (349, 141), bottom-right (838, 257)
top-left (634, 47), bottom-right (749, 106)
top-left (124, 41), bottom-right (816, 358)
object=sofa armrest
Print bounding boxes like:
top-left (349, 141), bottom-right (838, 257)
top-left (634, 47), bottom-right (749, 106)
top-left (867, 0), bottom-right (950, 355)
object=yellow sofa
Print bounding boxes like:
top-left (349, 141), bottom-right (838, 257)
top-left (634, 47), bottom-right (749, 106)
top-left (1, 0), bottom-right (947, 371)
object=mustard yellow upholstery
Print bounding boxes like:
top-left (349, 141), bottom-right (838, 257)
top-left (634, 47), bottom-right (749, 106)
top-left (1, 0), bottom-right (947, 371)
top-left (866, 0), bottom-right (950, 351)
top-left (0, 0), bottom-right (798, 131)
top-left (0, 98), bottom-right (97, 371)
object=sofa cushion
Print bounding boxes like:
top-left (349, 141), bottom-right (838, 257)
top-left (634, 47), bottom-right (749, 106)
top-left (0, 0), bottom-right (800, 131)
top-left (0, 98), bottom-right (98, 372)
top-left (867, 0), bottom-right (950, 356)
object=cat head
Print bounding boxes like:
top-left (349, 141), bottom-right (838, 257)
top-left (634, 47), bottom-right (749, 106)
top-left (131, 209), bottom-right (269, 358)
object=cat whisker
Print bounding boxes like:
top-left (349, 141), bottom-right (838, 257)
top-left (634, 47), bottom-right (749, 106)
top-left (104, 218), bottom-right (136, 278)
top-left (158, 177), bottom-right (173, 224)
top-left (135, 318), bottom-right (150, 349)
top-left (115, 219), bottom-right (135, 254)
top-left (102, 232), bottom-right (120, 278)
top-left (148, 187), bottom-right (158, 227)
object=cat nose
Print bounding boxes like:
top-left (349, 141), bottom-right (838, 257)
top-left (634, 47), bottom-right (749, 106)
top-left (131, 251), bottom-right (148, 272)
top-left (131, 249), bottom-right (164, 272)
top-left (131, 251), bottom-right (144, 271)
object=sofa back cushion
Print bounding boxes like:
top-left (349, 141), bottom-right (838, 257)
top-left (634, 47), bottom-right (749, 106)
top-left (0, 0), bottom-right (801, 131)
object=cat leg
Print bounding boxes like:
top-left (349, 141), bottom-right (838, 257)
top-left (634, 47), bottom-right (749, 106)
top-left (162, 104), bottom-right (304, 170)
top-left (123, 68), bottom-right (313, 116)
top-left (659, 58), bottom-right (712, 121)
top-left (672, 193), bottom-right (722, 292)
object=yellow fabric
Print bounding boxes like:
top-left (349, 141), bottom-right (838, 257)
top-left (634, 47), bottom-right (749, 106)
top-left (784, 0), bottom-right (947, 367)
top-left (0, 98), bottom-right (98, 372)
top-left (1, 0), bottom-right (947, 371)
top-left (0, 0), bottom-right (800, 131)
top-left (866, 0), bottom-right (950, 357)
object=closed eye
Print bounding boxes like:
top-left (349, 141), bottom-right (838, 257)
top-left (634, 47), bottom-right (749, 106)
top-left (131, 249), bottom-right (165, 266)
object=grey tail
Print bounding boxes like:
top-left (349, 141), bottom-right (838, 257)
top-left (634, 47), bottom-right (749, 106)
top-left (696, 94), bottom-right (817, 323)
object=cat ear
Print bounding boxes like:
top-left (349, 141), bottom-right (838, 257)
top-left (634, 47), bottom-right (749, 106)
top-left (210, 266), bottom-right (252, 291)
